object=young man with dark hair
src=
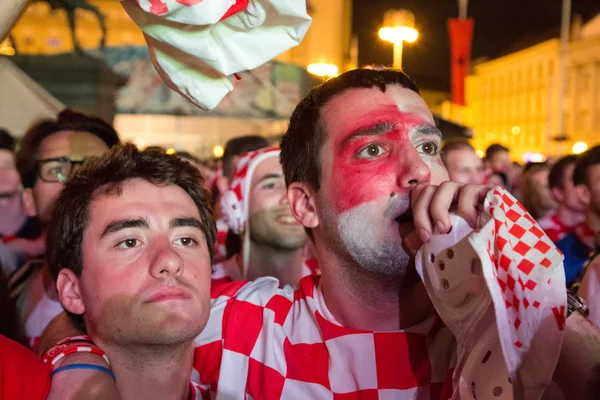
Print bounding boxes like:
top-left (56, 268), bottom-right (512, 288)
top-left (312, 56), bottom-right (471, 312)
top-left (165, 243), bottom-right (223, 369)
top-left (48, 144), bottom-right (215, 399)
top-left (46, 69), bottom-right (600, 399)
top-left (0, 128), bottom-right (43, 276)
top-left (440, 139), bottom-right (485, 184)
top-left (538, 155), bottom-right (585, 242)
top-left (556, 146), bottom-right (600, 287)
top-left (8, 109), bottom-right (120, 350)
top-left (485, 143), bottom-right (511, 187)
top-left (214, 147), bottom-right (315, 288)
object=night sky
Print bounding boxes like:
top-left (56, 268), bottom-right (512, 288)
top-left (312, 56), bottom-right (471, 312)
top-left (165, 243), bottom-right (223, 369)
top-left (353, 0), bottom-right (600, 91)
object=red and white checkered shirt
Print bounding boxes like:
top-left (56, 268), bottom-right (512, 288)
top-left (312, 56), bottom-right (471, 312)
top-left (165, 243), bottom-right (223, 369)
top-left (193, 275), bottom-right (456, 399)
top-left (537, 213), bottom-right (570, 243)
top-left (213, 218), bottom-right (229, 264)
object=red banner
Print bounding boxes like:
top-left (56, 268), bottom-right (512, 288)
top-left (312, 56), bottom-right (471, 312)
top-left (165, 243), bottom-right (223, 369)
top-left (448, 18), bottom-right (474, 106)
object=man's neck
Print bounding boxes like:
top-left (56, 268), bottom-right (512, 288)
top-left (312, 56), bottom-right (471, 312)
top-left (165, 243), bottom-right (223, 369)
top-left (246, 241), bottom-right (305, 287)
top-left (556, 205), bottom-right (584, 228)
top-left (101, 341), bottom-right (193, 400)
top-left (315, 246), bottom-right (432, 331)
top-left (0, 193), bottom-right (27, 236)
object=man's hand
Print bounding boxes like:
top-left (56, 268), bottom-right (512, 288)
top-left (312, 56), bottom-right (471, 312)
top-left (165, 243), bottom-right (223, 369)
top-left (411, 182), bottom-right (492, 243)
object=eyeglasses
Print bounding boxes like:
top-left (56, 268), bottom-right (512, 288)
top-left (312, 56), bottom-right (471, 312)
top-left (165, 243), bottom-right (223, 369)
top-left (36, 157), bottom-right (86, 183)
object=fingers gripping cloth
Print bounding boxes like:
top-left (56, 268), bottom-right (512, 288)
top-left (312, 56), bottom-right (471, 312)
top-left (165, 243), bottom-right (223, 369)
top-left (220, 147), bottom-right (280, 274)
top-left (416, 187), bottom-right (566, 400)
top-left (120, 0), bottom-right (312, 110)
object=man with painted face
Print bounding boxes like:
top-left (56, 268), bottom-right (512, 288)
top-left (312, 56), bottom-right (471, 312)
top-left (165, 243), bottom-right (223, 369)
top-left (45, 69), bottom-right (600, 399)
top-left (9, 109), bottom-right (120, 351)
top-left (214, 147), bottom-right (315, 287)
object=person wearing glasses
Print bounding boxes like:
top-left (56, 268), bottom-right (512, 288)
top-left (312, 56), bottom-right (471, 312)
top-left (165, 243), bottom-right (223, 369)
top-left (8, 109), bottom-right (120, 351)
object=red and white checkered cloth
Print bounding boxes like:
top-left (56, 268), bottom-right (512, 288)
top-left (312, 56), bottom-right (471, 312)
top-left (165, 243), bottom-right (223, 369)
top-left (213, 218), bottom-right (229, 264)
top-left (120, 0), bottom-right (312, 110)
top-left (418, 187), bottom-right (566, 399)
top-left (193, 275), bottom-right (456, 399)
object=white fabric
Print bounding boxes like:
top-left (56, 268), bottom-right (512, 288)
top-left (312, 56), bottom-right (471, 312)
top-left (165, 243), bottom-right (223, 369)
top-left (120, 0), bottom-right (312, 110)
top-left (416, 187), bottom-right (566, 400)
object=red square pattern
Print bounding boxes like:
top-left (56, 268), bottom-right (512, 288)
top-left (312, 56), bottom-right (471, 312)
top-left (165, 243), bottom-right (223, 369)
top-left (373, 332), bottom-right (432, 390)
top-left (333, 389), bottom-right (379, 400)
top-left (246, 357), bottom-right (286, 399)
top-left (533, 240), bottom-right (551, 255)
top-left (517, 258), bottom-right (535, 275)
top-left (222, 299), bottom-right (264, 356)
top-left (513, 240), bottom-right (531, 256)
top-left (509, 224), bottom-right (527, 239)
top-left (265, 294), bottom-right (293, 326)
top-left (193, 341), bottom-right (223, 389)
top-left (283, 338), bottom-right (331, 389)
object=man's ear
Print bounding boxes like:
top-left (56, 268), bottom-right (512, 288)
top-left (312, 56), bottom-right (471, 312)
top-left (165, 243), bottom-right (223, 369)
top-left (56, 269), bottom-right (86, 315)
top-left (551, 187), bottom-right (565, 203)
top-left (288, 182), bottom-right (319, 229)
top-left (22, 188), bottom-right (37, 217)
top-left (576, 184), bottom-right (591, 207)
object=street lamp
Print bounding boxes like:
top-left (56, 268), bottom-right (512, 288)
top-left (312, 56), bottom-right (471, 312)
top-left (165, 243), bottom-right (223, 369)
top-left (307, 63), bottom-right (339, 78)
top-left (378, 10), bottom-right (418, 70)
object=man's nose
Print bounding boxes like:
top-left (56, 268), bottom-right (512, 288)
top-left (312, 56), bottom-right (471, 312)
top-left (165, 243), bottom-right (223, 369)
top-left (149, 240), bottom-right (184, 279)
top-left (395, 148), bottom-right (432, 190)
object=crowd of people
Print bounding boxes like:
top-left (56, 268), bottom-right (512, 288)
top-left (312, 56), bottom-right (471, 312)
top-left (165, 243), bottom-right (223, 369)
top-left (2, 68), bottom-right (600, 399)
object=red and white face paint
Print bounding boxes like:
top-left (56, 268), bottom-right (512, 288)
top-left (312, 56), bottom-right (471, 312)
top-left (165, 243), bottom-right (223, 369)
top-left (317, 85), bottom-right (449, 276)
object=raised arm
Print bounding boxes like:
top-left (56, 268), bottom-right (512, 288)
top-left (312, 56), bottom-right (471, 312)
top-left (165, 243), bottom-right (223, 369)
top-left (40, 312), bottom-right (121, 400)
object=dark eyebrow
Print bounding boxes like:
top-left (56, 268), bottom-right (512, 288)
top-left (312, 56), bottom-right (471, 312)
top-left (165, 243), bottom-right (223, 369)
top-left (101, 218), bottom-right (149, 238)
top-left (170, 217), bottom-right (203, 230)
top-left (253, 173), bottom-right (283, 187)
top-left (341, 121), bottom-right (396, 147)
top-left (412, 124), bottom-right (442, 139)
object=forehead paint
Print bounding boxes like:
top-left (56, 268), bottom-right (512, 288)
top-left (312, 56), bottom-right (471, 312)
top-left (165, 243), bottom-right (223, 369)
top-left (329, 109), bottom-right (438, 213)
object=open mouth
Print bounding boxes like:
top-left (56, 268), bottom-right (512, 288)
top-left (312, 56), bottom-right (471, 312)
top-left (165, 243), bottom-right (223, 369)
top-left (395, 213), bottom-right (414, 224)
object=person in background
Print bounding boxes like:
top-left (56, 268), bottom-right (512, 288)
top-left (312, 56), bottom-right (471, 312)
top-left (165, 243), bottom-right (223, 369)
top-left (520, 162), bottom-right (556, 220)
top-left (556, 146), bottom-right (600, 287)
top-left (175, 151), bottom-right (214, 187)
top-left (48, 144), bottom-right (215, 400)
top-left (214, 147), bottom-right (316, 288)
top-left (211, 136), bottom-right (270, 263)
top-left (485, 143), bottom-right (511, 187)
top-left (0, 129), bottom-right (43, 276)
top-left (9, 109), bottom-right (120, 351)
top-left (538, 155), bottom-right (585, 242)
top-left (440, 138), bottom-right (485, 184)
top-left (0, 334), bottom-right (50, 400)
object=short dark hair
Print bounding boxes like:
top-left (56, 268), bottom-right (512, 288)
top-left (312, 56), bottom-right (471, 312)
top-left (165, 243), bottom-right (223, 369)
top-left (573, 145), bottom-right (600, 186)
top-left (441, 138), bottom-right (475, 166)
top-left (16, 109), bottom-right (120, 188)
top-left (280, 68), bottom-right (420, 192)
top-left (222, 136), bottom-right (270, 180)
top-left (0, 129), bottom-right (16, 152)
top-left (47, 144), bottom-right (216, 330)
top-left (548, 155), bottom-right (579, 189)
top-left (485, 143), bottom-right (509, 161)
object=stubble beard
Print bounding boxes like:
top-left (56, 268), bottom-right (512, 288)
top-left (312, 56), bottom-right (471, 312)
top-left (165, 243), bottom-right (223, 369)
top-left (318, 196), bottom-right (413, 293)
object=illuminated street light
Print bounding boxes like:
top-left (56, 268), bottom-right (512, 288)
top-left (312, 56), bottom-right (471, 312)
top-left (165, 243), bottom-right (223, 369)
top-left (572, 142), bottom-right (588, 154)
top-left (166, 148), bottom-right (176, 155)
top-left (378, 9), bottom-right (419, 70)
top-left (213, 145), bottom-right (225, 158)
top-left (511, 126), bottom-right (521, 135)
top-left (307, 63), bottom-right (339, 78)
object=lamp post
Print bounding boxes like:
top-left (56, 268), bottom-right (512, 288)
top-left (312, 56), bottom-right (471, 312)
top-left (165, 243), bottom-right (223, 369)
top-left (378, 10), bottom-right (418, 70)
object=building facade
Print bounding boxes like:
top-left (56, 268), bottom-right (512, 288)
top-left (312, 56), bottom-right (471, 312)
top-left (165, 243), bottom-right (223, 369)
top-left (2, 0), bottom-right (353, 75)
top-left (464, 14), bottom-right (600, 162)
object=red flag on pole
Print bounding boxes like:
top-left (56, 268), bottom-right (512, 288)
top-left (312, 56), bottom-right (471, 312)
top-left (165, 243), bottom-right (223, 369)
top-left (448, 18), bottom-right (474, 106)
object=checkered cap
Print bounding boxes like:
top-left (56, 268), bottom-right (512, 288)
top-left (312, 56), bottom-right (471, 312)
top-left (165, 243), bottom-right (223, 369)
top-left (193, 275), bottom-right (456, 399)
top-left (220, 147), bottom-right (280, 235)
